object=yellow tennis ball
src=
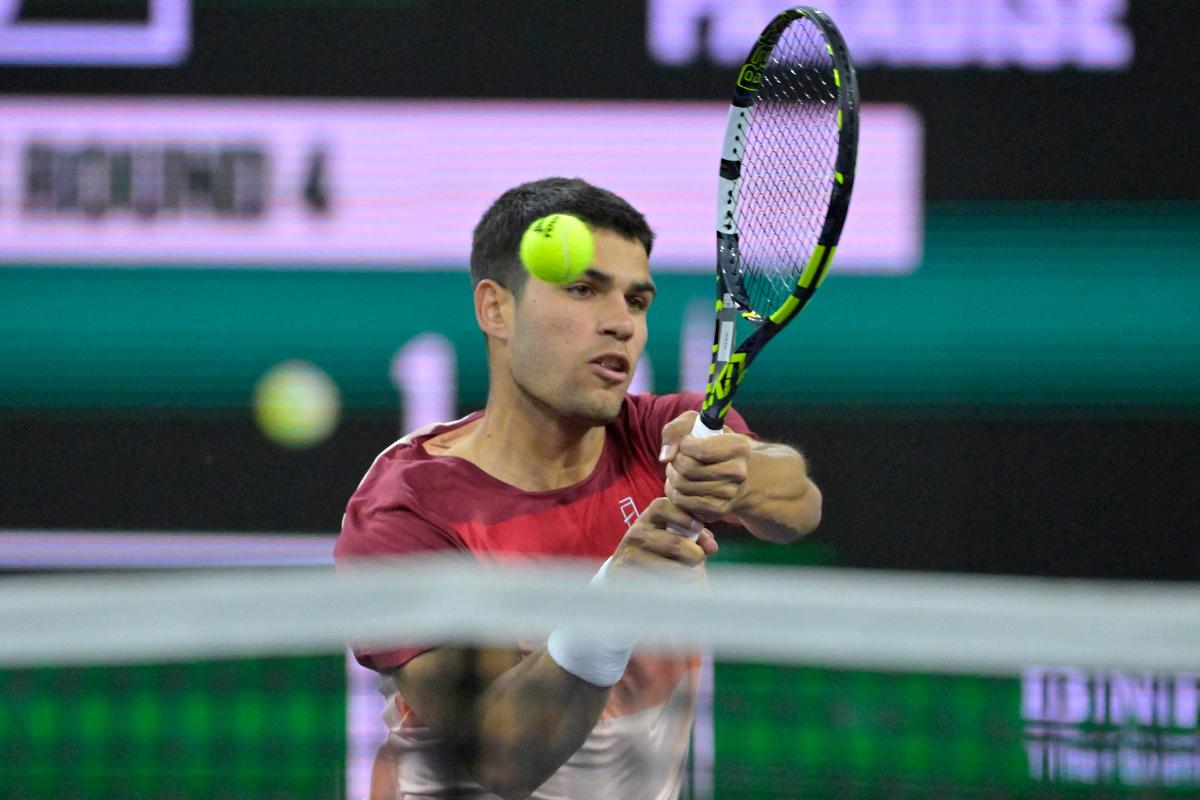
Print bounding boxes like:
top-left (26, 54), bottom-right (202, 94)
top-left (519, 213), bottom-right (595, 284)
top-left (253, 360), bottom-right (341, 449)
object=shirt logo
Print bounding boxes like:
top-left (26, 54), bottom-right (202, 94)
top-left (618, 496), bottom-right (641, 526)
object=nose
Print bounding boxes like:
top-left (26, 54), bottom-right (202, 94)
top-left (598, 295), bottom-right (635, 341)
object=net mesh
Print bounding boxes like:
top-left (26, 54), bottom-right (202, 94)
top-left (3, 550), bottom-right (1199, 800)
top-left (736, 16), bottom-right (842, 317)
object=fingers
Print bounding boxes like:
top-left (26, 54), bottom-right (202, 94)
top-left (667, 472), bottom-right (739, 496)
top-left (665, 485), bottom-right (735, 524)
top-left (661, 423), bottom-right (751, 492)
top-left (659, 430), bottom-right (751, 525)
top-left (665, 456), bottom-right (748, 487)
top-left (614, 530), bottom-right (707, 570)
top-left (642, 496), bottom-right (705, 534)
top-left (664, 454), bottom-right (748, 522)
top-left (675, 431), bottom-right (752, 465)
top-left (658, 411), bottom-right (699, 463)
top-left (695, 528), bottom-right (719, 556)
top-left (612, 498), bottom-right (713, 572)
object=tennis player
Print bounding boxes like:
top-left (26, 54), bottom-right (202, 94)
top-left (335, 178), bottom-right (821, 800)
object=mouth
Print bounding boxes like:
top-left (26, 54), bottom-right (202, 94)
top-left (588, 352), bottom-right (631, 383)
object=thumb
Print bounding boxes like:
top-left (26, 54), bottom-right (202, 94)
top-left (659, 411), bottom-right (698, 463)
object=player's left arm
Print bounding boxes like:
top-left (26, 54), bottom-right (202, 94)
top-left (659, 411), bottom-right (821, 543)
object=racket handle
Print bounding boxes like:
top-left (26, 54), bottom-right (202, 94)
top-left (665, 414), bottom-right (724, 540)
top-left (690, 413), bottom-right (722, 439)
top-left (666, 523), bottom-right (701, 542)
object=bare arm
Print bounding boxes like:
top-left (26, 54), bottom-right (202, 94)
top-left (728, 440), bottom-right (822, 543)
top-left (394, 645), bottom-right (607, 799)
top-left (661, 412), bottom-right (822, 544)
top-left (392, 498), bottom-right (717, 799)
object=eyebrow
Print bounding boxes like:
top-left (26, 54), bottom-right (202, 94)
top-left (583, 268), bottom-right (657, 296)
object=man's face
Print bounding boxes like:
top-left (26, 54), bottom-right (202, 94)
top-left (506, 228), bottom-right (655, 426)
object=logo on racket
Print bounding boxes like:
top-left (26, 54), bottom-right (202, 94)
top-left (736, 42), bottom-right (775, 91)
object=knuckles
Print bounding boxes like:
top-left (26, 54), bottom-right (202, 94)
top-left (641, 497), bottom-right (677, 523)
top-left (680, 433), bottom-right (751, 463)
top-left (669, 448), bottom-right (750, 485)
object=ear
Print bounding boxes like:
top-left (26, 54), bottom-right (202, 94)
top-left (474, 279), bottom-right (514, 342)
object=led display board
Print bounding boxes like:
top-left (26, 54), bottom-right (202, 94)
top-left (0, 98), bottom-right (921, 270)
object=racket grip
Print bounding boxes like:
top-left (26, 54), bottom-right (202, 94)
top-left (665, 414), bottom-right (723, 540)
top-left (666, 523), bottom-right (700, 542)
top-left (690, 413), bottom-right (722, 438)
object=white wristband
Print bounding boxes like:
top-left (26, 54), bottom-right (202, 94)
top-left (546, 558), bottom-right (636, 687)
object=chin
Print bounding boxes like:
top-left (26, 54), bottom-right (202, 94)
top-left (566, 391), bottom-right (625, 426)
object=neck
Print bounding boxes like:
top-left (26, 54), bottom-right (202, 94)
top-left (449, 383), bottom-right (609, 493)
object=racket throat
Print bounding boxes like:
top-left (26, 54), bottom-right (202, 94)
top-left (715, 293), bottom-right (737, 366)
top-left (699, 293), bottom-right (741, 432)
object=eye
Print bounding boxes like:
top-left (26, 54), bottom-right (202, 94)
top-left (566, 284), bottom-right (594, 298)
top-left (627, 295), bottom-right (649, 312)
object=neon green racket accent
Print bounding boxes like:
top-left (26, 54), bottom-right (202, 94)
top-left (835, 172), bottom-right (844, 184)
top-left (765, 244), bottom-right (837, 326)
top-left (768, 294), bottom-right (801, 325)
top-left (710, 354), bottom-right (748, 400)
top-left (798, 244), bottom-right (828, 289)
top-left (834, 68), bottom-right (840, 88)
top-left (816, 246), bottom-right (836, 287)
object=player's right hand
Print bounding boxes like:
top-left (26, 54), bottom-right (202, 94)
top-left (607, 498), bottom-right (717, 579)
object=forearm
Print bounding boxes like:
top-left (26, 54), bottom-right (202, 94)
top-left (730, 443), bottom-right (822, 543)
top-left (396, 644), bottom-right (609, 798)
top-left (399, 500), bottom-right (711, 798)
top-left (441, 649), bottom-right (610, 799)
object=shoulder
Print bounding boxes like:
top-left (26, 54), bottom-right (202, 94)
top-left (620, 391), bottom-right (704, 432)
top-left (623, 391), bottom-right (704, 419)
top-left (335, 416), bottom-right (481, 563)
top-left (617, 392), bottom-right (756, 442)
top-left (608, 392), bottom-right (700, 462)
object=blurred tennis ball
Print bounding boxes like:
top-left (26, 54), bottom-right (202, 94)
top-left (519, 213), bottom-right (594, 284)
top-left (253, 360), bottom-right (341, 449)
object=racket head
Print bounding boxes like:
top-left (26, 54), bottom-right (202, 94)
top-left (697, 7), bottom-right (859, 430)
top-left (717, 6), bottom-right (860, 326)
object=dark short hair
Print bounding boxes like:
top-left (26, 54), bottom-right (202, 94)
top-left (470, 177), bottom-right (655, 296)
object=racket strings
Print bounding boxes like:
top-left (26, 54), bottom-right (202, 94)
top-left (736, 17), bottom-right (842, 317)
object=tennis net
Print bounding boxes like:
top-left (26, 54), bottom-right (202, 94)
top-left (3, 553), bottom-right (1198, 799)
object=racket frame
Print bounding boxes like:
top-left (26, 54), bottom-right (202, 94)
top-left (695, 5), bottom-right (860, 436)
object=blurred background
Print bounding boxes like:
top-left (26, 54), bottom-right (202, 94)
top-left (0, 1), bottom-right (1197, 798)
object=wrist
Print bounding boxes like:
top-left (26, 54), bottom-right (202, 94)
top-left (545, 558), bottom-right (636, 687)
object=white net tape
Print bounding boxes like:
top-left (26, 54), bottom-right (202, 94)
top-left (3, 552), bottom-right (1197, 674)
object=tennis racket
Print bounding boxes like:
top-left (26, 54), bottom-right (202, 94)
top-left (700, 5), bottom-right (858, 433)
top-left (669, 6), bottom-right (859, 537)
